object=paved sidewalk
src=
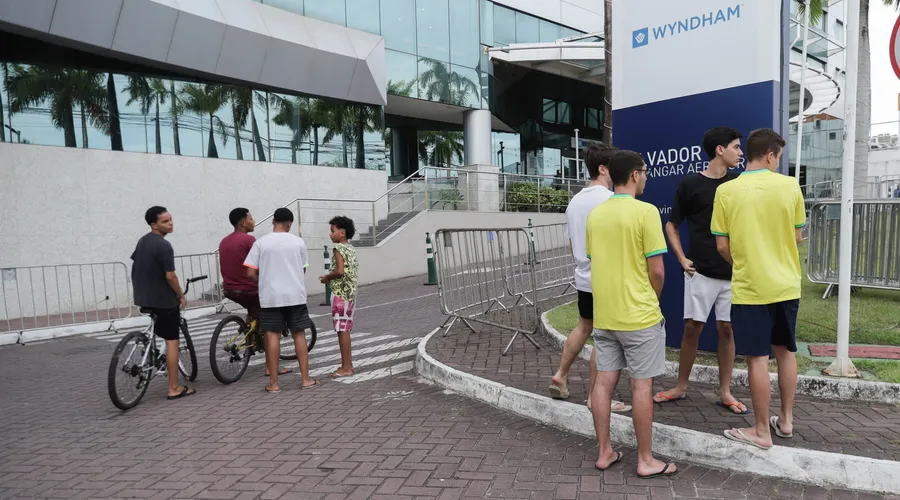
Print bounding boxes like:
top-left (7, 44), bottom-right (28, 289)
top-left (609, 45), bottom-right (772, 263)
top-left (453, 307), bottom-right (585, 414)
top-left (427, 314), bottom-right (900, 463)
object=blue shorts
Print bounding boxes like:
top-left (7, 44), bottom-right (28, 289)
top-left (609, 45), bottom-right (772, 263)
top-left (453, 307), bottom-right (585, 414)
top-left (731, 299), bottom-right (799, 357)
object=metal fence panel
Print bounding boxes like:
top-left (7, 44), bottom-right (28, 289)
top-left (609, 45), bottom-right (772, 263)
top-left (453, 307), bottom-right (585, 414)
top-left (529, 223), bottom-right (576, 296)
top-left (173, 253), bottom-right (224, 309)
top-left (1, 262), bottom-right (132, 333)
top-left (807, 200), bottom-right (900, 296)
top-left (434, 228), bottom-right (541, 355)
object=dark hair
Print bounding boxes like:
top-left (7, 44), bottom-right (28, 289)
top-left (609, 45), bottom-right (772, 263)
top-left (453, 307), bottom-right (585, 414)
top-left (702, 127), bottom-right (744, 159)
top-left (272, 207), bottom-right (294, 223)
top-left (229, 207), bottom-right (249, 227)
top-left (607, 150), bottom-right (646, 186)
top-left (745, 128), bottom-right (786, 163)
top-left (329, 215), bottom-right (356, 240)
top-left (584, 145), bottom-right (618, 180)
top-left (144, 206), bottom-right (168, 226)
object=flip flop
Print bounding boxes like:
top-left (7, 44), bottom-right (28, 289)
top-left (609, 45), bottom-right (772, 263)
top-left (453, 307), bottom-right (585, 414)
top-left (611, 400), bottom-right (632, 413)
top-left (769, 416), bottom-right (793, 438)
top-left (264, 367), bottom-right (292, 377)
top-left (264, 384), bottom-right (280, 393)
top-left (302, 379), bottom-right (319, 389)
top-left (723, 429), bottom-right (772, 450)
top-left (327, 371), bottom-right (354, 378)
top-left (637, 463), bottom-right (678, 479)
top-left (548, 378), bottom-right (570, 399)
top-left (653, 392), bottom-right (686, 403)
top-left (716, 400), bottom-right (751, 415)
top-left (595, 451), bottom-right (624, 471)
top-left (166, 386), bottom-right (196, 400)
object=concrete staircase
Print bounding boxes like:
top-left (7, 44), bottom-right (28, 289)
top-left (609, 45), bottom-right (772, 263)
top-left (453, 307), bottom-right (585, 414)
top-left (355, 210), bottom-right (421, 247)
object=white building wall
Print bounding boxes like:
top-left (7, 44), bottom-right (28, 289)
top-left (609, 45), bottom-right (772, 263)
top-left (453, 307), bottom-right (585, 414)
top-left (0, 142), bottom-right (389, 269)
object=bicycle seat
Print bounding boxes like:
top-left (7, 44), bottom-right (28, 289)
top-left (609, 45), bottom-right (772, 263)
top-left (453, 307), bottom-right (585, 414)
top-left (139, 307), bottom-right (156, 316)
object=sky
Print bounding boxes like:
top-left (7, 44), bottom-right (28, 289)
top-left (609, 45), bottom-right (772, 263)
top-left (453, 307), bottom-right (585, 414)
top-left (869, 1), bottom-right (900, 136)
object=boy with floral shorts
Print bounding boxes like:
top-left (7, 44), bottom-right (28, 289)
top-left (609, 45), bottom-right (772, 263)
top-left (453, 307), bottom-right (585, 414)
top-left (319, 216), bottom-right (359, 378)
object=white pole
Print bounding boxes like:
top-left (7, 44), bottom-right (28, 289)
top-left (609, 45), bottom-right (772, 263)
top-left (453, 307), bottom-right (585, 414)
top-left (824, 0), bottom-right (860, 378)
top-left (794, 3), bottom-right (811, 182)
top-left (574, 128), bottom-right (580, 180)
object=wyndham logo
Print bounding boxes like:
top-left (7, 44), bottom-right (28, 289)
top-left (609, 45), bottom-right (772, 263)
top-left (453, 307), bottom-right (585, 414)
top-left (632, 4), bottom-right (742, 49)
top-left (632, 28), bottom-right (649, 48)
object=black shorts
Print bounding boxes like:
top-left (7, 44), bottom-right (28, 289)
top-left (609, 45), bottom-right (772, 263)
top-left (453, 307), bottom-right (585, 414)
top-left (224, 290), bottom-right (261, 321)
top-left (577, 290), bottom-right (593, 320)
top-left (732, 299), bottom-right (799, 357)
top-left (144, 306), bottom-right (180, 341)
top-left (260, 305), bottom-right (311, 334)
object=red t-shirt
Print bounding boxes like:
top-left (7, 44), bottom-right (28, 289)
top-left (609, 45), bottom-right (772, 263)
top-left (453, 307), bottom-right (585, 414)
top-left (219, 232), bottom-right (257, 292)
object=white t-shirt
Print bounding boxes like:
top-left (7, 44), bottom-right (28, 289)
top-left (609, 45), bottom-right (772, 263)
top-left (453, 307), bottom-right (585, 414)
top-left (566, 184), bottom-right (613, 292)
top-left (243, 232), bottom-right (309, 308)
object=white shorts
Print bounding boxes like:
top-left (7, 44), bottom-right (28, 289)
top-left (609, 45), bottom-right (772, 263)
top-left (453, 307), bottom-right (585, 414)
top-left (683, 271), bottom-right (731, 323)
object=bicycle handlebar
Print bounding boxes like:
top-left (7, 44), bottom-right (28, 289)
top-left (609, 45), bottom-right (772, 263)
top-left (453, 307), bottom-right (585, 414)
top-left (183, 275), bottom-right (208, 296)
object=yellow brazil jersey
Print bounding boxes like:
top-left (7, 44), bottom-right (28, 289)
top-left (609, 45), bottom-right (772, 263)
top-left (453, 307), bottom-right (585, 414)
top-left (586, 194), bottom-right (668, 331)
top-left (710, 169), bottom-right (806, 305)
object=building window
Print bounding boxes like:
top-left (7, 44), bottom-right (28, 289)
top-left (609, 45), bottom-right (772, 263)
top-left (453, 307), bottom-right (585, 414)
top-left (829, 132), bottom-right (837, 140)
top-left (585, 107), bottom-right (601, 129)
top-left (543, 98), bottom-right (571, 125)
top-left (834, 20), bottom-right (845, 43)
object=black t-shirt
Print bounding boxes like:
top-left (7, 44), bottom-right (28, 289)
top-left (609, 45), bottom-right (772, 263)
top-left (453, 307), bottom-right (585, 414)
top-left (669, 171), bottom-right (739, 280)
top-left (130, 233), bottom-right (178, 309)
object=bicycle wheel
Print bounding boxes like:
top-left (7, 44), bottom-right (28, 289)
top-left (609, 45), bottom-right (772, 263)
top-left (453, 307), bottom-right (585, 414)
top-left (108, 331), bottom-right (152, 411)
top-left (210, 315), bottom-right (251, 384)
top-left (279, 321), bottom-right (317, 360)
top-left (178, 319), bottom-right (198, 381)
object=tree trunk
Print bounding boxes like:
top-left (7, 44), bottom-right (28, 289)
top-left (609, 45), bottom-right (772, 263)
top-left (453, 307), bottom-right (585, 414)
top-left (170, 81), bottom-right (181, 155)
top-left (603, 0), bottom-right (613, 144)
top-left (232, 102), bottom-right (243, 160)
top-left (80, 105), bottom-right (89, 148)
top-left (154, 98), bottom-right (162, 154)
top-left (207, 115), bottom-right (218, 158)
top-left (854, 0), bottom-right (871, 197)
top-left (0, 88), bottom-right (5, 142)
top-left (107, 74), bottom-right (123, 151)
top-left (62, 101), bottom-right (77, 148)
top-left (313, 127), bottom-right (319, 165)
top-left (291, 138), bottom-right (297, 164)
top-left (251, 106), bottom-right (265, 161)
top-left (355, 115), bottom-right (365, 169)
top-left (342, 131), bottom-right (349, 168)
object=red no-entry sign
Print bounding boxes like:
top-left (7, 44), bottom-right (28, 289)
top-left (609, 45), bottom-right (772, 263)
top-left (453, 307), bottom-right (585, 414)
top-left (891, 15), bottom-right (900, 80)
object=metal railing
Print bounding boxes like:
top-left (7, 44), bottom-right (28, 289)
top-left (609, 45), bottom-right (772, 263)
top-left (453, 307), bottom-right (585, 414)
top-left (434, 228), bottom-right (541, 356)
top-left (173, 253), bottom-right (225, 310)
top-left (1, 262), bottom-right (133, 334)
top-left (528, 222), bottom-right (576, 295)
top-left (807, 200), bottom-right (900, 298)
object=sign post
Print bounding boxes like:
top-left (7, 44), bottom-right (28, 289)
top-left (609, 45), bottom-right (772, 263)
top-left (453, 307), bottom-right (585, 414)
top-left (612, 1), bottom-right (787, 351)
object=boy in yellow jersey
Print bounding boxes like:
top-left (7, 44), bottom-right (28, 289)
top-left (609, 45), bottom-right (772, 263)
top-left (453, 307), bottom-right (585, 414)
top-left (711, 128), bottom-right (805, 450)
top-left (586, 150), bottom-right (676, 479)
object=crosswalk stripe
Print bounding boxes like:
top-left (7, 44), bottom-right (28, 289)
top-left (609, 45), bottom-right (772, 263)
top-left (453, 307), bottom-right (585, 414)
top-left (304, 337), bottom-right (420, 367)
top-left (246, 334), bottom-right (398, 368)
top-left (307, 348), bottom-right (416, 377)
top-left (335, 361), bottom-right (415, 384)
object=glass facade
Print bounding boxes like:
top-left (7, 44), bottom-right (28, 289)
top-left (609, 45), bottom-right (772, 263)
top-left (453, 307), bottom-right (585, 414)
top-left (0, 66), bottom-right (388, 169)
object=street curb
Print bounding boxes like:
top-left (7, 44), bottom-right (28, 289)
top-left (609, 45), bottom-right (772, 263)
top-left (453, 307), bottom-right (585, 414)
top-left (541, 309), bottom-right (900, 405)
top-left (0, 306), bottom-right (220, 347)
top-left (415, 328), bottom-right (900, 494)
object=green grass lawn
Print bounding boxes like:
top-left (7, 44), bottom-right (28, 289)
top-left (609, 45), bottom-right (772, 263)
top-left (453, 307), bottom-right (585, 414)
top-left (546, 241), bottom-right (900, 382)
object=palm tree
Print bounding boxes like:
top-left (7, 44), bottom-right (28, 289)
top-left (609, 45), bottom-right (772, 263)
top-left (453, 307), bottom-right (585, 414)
top-left (272, 95), bottom-right (311, 164)
top-left (418, 131), bottom-right (464, 169)
top-left (346, 103), bottom-right (384, 169)
top-left (6, 65), bottom-right (107, 148)
top-left (0, 63), bottom-right (8, 143)
top-left (124, 76), bottom-right (153, 150)
top-left (170, 80), bottom-right (182, 155)
top-left (180, 83), bottom-right (229, 158)
top-left (320, 100), bottom-right (352, 167)
top-left (418, 59), bottom-right (478, 106)
top-left (603, 0), bottom-right (612, 144)
top-left (800, 0), bottom-right (898, 195)
top-left (107, 74), bottom-right (123, 151)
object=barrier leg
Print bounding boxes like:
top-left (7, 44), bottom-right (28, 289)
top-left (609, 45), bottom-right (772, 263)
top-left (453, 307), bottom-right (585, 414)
top-left (425, 232), bottom-right (438, 286)
top-left (321, 246), bottom-right (332, 307)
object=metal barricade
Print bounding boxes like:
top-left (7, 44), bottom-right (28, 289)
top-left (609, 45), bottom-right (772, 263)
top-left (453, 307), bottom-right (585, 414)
top-left (807, 200), bottom-right (900, 297)
top-left (173, 253), bottom-right (225, 310)
top-left (434, 228), bottom-right (540, 355)
top-left (528, 222), bottom-right (576, 297)
top-left (1, 262), bottom-right (132, 334)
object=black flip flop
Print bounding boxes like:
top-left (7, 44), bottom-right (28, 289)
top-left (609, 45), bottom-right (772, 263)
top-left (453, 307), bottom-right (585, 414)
top-left (263, 367), bottom-right (292, 377)
top-left (637, 463), bottom-right (677, 479)
top-left (166, 386), bottom-right (196, 400)
top-left (595, 451), bottom-right (624, 471)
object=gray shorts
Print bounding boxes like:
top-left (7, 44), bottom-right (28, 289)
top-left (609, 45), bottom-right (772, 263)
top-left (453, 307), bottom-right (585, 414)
top-left (592, 320), bottom-right (666, 380)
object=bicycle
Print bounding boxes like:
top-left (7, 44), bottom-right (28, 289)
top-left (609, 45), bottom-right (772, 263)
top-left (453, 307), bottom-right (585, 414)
top-left (209, 309), bottom-right (317, 385)
top-left (107, 276), bottom-right (206, 411)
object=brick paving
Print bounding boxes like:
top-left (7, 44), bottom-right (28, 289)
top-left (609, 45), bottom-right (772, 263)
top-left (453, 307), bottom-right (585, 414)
top-left (427, 299), bottom-right (900, 463)
top-left (0, 277), bottom-right (895, 499)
